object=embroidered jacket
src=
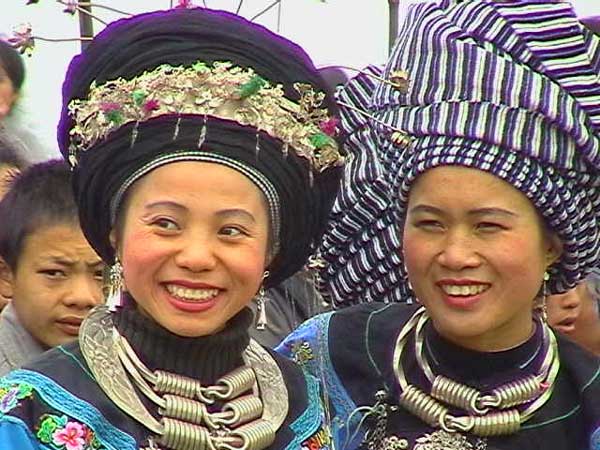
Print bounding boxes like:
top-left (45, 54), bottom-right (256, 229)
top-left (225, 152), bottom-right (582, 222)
top-left (278, 303), bottom-right (600, 450)
top-left (0, 332), bottom-right (331, 449)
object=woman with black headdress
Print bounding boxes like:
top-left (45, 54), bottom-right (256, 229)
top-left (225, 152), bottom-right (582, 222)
top-left (0, 7), bottom-right (342, 450)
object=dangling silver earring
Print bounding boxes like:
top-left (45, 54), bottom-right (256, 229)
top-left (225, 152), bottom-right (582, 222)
top-left (106, 258), bottom-right (124, 312)
top-left (255, 270), bottom-right (270, 330)
top-left (537, 271), bottom-right (550, 322)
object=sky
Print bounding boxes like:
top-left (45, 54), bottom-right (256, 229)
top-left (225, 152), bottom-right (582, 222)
top-left (1, 0), bottom-right (599, 161)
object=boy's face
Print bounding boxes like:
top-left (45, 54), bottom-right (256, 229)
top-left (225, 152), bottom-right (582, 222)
top-left (0, 223), bottom-right (104, 348)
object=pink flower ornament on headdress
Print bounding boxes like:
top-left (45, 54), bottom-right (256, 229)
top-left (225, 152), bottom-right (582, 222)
top-left (175, 0), bottom-right (195, 9)
top-left (7, 23), bottom-right (35, 55)
top-left (62, 0), bottom-right (78, 15)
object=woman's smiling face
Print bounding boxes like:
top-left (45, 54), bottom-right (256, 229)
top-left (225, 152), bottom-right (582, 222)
top-left (116, 161), bottom-right (270, 337)
top-left (403, 166), bottom-right (561, 351)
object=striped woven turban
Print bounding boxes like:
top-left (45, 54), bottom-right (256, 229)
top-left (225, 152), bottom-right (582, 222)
top-left (319, 0), bottom-right (600, 306)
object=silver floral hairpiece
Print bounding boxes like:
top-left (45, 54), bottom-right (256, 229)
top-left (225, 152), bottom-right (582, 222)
top-left (67, 60), bottom-right (345, 171)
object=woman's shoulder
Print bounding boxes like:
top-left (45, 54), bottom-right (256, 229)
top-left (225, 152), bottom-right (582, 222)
top-left (279, 302), bottom-right (418, 347)
top-left (330, 302), bottom-right (419, 337)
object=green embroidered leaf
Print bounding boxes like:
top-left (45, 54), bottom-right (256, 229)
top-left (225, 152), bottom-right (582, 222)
top-left (36, 415), bottom-right (59, 444)
top-left (17, 383), bottom-right (33, 399)
top-left (131, 90), bottom-right (147, 107)
top-left (309, 132), bottom-right (333, 149)
top-left (105, 110), bottom-right (124, 126)
top-left (192, 61), bottom-right (208, 72)
top-left (239, 75), bottom-right (267, 99)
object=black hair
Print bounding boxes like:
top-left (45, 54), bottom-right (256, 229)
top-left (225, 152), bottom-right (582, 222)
top-left (0, 159), bottom-right (79, 269)
top-left (0, 40), bottom-right (25, 92)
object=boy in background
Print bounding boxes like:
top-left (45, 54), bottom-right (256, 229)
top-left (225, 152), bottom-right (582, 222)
top-left (0, 159), bottom-right (104, 375)
top-left (547, 271), bottom-right (600, 356)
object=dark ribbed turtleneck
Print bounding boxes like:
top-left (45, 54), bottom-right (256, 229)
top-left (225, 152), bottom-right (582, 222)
top-left (112, 296), bottom-right (253, 383)
top-left (424, 319), bottom-right (545, 389)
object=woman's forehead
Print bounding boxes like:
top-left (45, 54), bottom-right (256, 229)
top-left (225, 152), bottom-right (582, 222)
top-left (409, 166), bottom-right (531, 209)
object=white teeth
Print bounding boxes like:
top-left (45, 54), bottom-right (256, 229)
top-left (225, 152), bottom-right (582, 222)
top-left (166, 284), bottom-right (219, 301)
top-left (441, 284), bottom-right (488, 296)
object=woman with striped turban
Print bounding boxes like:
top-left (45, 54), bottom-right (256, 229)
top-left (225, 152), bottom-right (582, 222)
top-left (279, 1), bottom-right (600, 449)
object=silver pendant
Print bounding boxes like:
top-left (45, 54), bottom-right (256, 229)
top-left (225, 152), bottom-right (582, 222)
top-left (414, 430), bottom-right (482, 450)
top-left (381, 435), bottom-right (409, 450)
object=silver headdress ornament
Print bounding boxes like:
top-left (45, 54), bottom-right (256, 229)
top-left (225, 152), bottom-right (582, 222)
top-left (66, 60), bottom-right (345, 172)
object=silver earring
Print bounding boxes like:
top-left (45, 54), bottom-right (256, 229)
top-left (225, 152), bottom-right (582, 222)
top-left (106, 258), bottom-right (124, 312)
top-left (255, 271), bottom-right (270, 330)
top-left (537, 271), bottom-right (550, 322)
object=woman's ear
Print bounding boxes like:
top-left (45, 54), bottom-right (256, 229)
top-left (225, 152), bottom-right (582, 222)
top-left (109, 229), bottom-right (120, 259)
top-left (546, 233), bottom-right (563, 267)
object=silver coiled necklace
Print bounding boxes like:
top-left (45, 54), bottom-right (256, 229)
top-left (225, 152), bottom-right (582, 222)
top-left (80, 306), bottom-right (289, 450)
top-left (392, 307), bottom-right (559, 449)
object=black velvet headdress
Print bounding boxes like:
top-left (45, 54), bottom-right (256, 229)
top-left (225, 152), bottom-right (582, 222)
top-left (57, 8), bottom-right (343, 288)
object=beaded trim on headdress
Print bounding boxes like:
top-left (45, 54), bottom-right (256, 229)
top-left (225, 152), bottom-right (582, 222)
top-left (67, 60), bottom-right (345, 171)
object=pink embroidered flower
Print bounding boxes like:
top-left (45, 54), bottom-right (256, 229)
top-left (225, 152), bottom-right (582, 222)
top-left (100, 102), bottom-right (121, 113)
top-left (52, 421), bottom-right (86, 450)
top-left (319, 118), bottom-right (339, 137)
top-left (143, 99), bottom-right (160, 114)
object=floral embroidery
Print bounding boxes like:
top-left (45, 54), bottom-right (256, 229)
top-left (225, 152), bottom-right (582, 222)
top-left (291, 340), bottom-right (314, 367)
top-left (0, 381), bottom-right (33, 413)
top-left (302, 424), bottom-right (332, 450)
top-left (36, 414), bottom-right (105, 450)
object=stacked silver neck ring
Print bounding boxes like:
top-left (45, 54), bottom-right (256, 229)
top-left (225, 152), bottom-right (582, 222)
top-left (393, 307), bottom-right (560, 437)
top-left (116, 335), bottom-right (275, 450)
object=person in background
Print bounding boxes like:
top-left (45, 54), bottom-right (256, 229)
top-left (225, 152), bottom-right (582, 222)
top-left (0, 40), bottom-right (24, 121)
top-left (0, 138), bottom-right (28, 310)
top-left (547, 271), bottom-right (600, 356)
top-left (0, 137), bottom-right (27, 200)
top-left (0, 159), bottom-right (104, 376)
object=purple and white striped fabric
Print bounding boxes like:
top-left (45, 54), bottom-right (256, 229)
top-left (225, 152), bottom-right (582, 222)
top-left (320, 0), bottom-right (600, 306)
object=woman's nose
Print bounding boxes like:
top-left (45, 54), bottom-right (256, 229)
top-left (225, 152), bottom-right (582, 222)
top-left (173, 237), bottom-right (218, 272)
top-left (436, 231), bottom-right (481, 270)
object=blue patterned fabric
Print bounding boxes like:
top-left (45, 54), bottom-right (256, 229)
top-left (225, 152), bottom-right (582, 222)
top-left (277, 313), bottom-right (363, 448)
top-left (0, 416), bottom-right (40, 450)
top-left (2, 370), bottom-right (136, 450)
top-left (285, 374), bottom-right (328, 450)
top-left (0, 341), bottom-right (331, 450)
top-left (319, 1), bottom-right (600, 305)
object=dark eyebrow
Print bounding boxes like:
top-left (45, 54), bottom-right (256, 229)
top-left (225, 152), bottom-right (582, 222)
top-left (144, 200), bottom-right (186, 212)
top-left (468, 208), bottom-right (517, 218)
top-left (43, 257), bottom-right (104, 268)
top-left (88, 260), bottom-right (105, 268)
top-left (409, 205), bottom-right (517, 218)
top-left (215, 208), bottom-right (256, 224)
top-left (408, 205), bottom-right (444, 215)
